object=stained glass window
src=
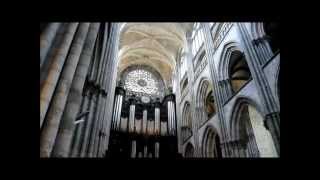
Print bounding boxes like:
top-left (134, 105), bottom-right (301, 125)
top-left (124, 68), bottom-right (162, 97)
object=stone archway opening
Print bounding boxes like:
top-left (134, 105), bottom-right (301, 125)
top-left (232, 101), bottom-right (278, 157)
top-left (202, 126), bottom-right (222, 158)
top-left (228, 51), bottom-right (251, 94)
top-left (185, 143), bottom-right (194, 158)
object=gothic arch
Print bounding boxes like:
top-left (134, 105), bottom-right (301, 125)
top-left (196, 77), bottom-right (216, 124)
top-left (218, 42), bottom-right (252, 96)
top-left (201, 125), bottom-right (222, 158)
top-left (182, 101), bottom-right (192, 129)
top-left (229, 97), bottom-right (278, 157)
top-left (181, 101), bottom-right (192, 142)
top-left (217, 41), bottom-right (243, 81)
top-left (184, 142), bottom-right (195, 158)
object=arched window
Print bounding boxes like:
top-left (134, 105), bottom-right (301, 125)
top-left (229, 51), bottom-right (251, 93)
top-left (191, 23), bottom-right (205, 56)
top-left (264, 22), bottom-right (279, 54)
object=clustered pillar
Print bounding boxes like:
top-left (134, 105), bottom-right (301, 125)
top-left (201, 23), bottom-right (231, 157)
top-left (40, 23), bottom-right (120, 158)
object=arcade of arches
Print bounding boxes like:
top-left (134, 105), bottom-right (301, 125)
top-left (40, 22), bottom-right (280, 158)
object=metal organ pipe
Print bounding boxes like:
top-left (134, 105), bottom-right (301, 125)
top-left (143, 109), bottom-right (147, 134)
top-left (170, 101), bottom-right (174, 135)
top-left (131, 140), bottom-right (136, 158)
top-left (155, 142), bottom-right (159, 158)
top-left (171, 101), bottom-right (176, 135)
top-left (144, 145), bottom-right (147, 158)
top-left (111, 95), bottom-right (119, 130)
top-left (168, 101), bottom-right (171, 135)
top-left (129, 104), bottom-right (135, 133)
top-left (116, 95), bottom-right (123, 130)
top-left (155, 107), bottom-right (160, 135)
top-left (114, 95), bottom-right (120, 130)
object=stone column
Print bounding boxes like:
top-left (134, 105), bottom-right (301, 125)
top-left (40, 23), bottom-right (61, 69)
top-left (40, 23), bottom-right (79, 129)
top-left (99, 23), bottom-right (121, 156)
top-left (218, 79), bottom-right (233, 104)
top-left (251, 32), bottom-right (273, 65)
top-left (201, 23), bottom-right (231, 157)
top-left (92, 24), bottom-right (112, 157)
top-left (185, 35), bottom-right (201, 157)
top-left (173, 53), bottom-right (183, 153)
top-left (40, 23), bottom-right (89, 157)
top-left (79, 92), bottom-right (97, 157)
top-left (236, 23), bottom-right (280, 155)
top-left (70, 89), bottom-right (90, 157)
top-left (50, 23), bottom-right (100, 157)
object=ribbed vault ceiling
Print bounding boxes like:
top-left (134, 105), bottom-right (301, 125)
top-left (118, 23), bottom-right (194, 86)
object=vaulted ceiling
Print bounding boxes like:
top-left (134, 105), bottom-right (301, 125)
top-left (118, 23), bottom-right (194, 86)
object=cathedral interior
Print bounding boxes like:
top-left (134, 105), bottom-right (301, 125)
top-left (40, 22), bottom-right (280, 158)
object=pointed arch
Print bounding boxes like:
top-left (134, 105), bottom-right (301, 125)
top-left (181, 101), bottom-right (192, 142)
top-left (218, 41), bottom-right (252, 96)
top-left (196, 77), bottom-right (216, 125)
top-left (229, 97), bottom-right (278, 157)
top-left (217, 41), bottom-right (243, 81)
top-left (201, 125), bottom-right (222, 158)
top-left (184, 142), bottom-right (195, 158)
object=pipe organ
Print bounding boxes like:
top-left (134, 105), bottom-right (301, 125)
top-left (107, 85), bottom-right (179, 158)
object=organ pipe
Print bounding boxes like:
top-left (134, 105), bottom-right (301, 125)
top-left (171, 101), bottom-right (176, 135)
top-left (170, 101), bottom-right (173, 135)
top-left (111, 95), bottom-right (119, 130)
top-left (161, 121), bottom-right (167, 136)
top-left (113, 95), bottom-right (119, 130)
top-left (116, 95), bottom-right (123, 130)
top-left (129, 104), bottom-right (135, 133)
top-left (143, 109), bottom-right (147, 134)
top-left (131, 140), bottom-right (136, 158)
top-left (167, 101), bottom-right (171, 134)
top-left (144, 145), bottom-right (147, 158)
top-left (120, 117), bottom-right (127, 132)
top-left (155, 107), bottom-right (160, 135)
top-left (155, 142), bottom-right (159, 158)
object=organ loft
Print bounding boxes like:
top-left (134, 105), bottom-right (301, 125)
top-left (40, 22), bottom-right (280, 158)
